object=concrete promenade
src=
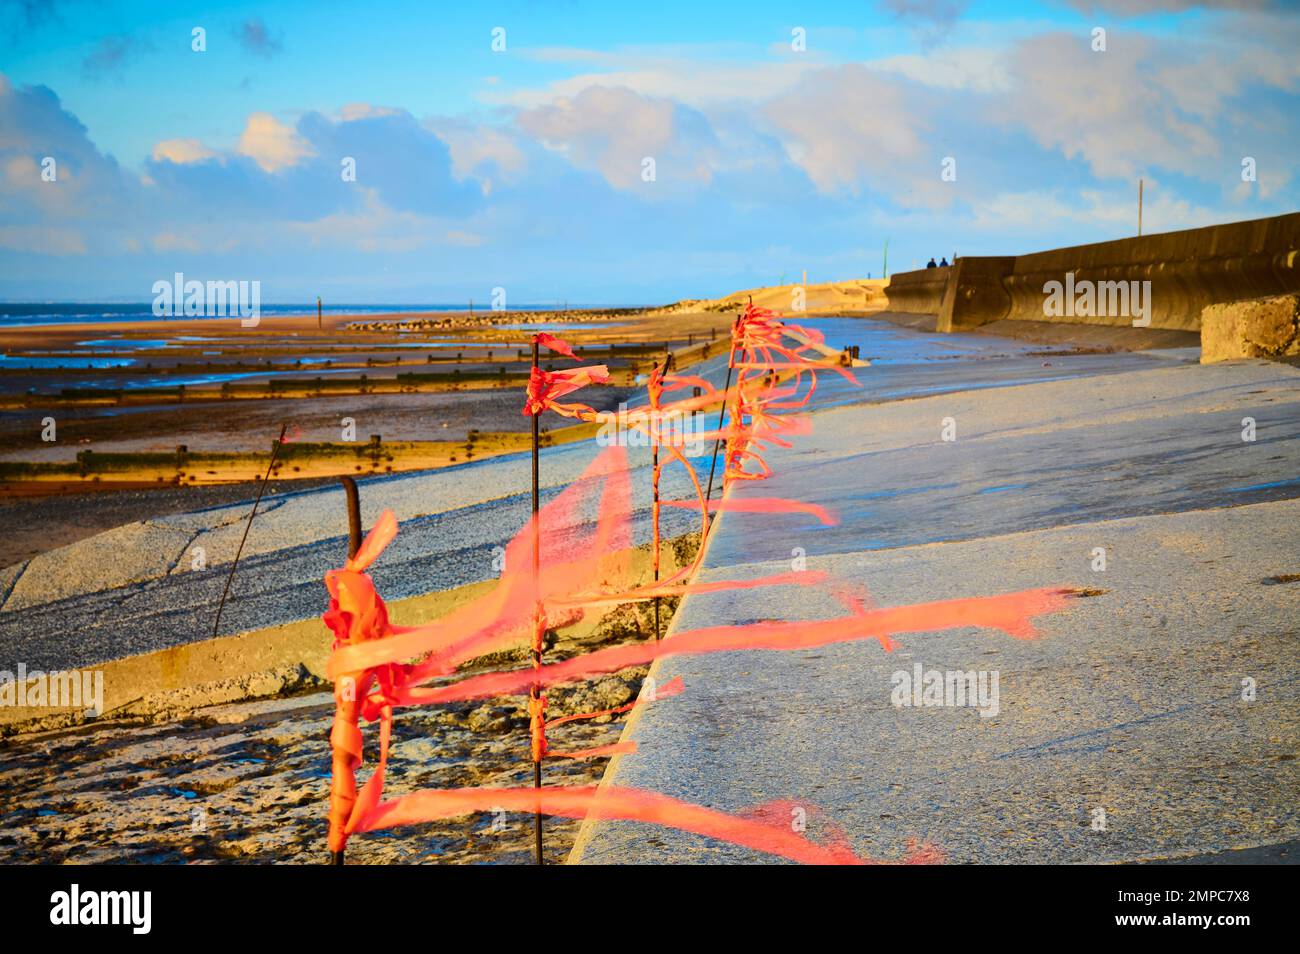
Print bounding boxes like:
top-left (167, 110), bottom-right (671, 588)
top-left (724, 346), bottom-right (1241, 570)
top-left (572, 329), bottom-right (1300, 863)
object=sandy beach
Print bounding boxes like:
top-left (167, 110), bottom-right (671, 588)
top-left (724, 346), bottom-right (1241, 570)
top-left (0, 284), bottom-right (887, 563)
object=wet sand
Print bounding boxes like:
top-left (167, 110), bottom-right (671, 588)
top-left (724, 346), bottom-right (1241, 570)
top-left (0, 386), bottom-right (639, 460)
top-left (0, 304), bottom-right (724, 559)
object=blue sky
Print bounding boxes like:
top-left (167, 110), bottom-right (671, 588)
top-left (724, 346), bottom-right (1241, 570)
top-left (2, 0), bottom-right (1298, 303)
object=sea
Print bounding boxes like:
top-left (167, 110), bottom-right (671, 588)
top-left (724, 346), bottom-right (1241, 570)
top-left (0, 303), bottom-right (615, 329)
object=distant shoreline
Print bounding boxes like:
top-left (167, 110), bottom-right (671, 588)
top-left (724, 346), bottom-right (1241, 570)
top-left (0, 302), bottom-right (653, 331)
top-left (0, 306), bottom-right (655, 350)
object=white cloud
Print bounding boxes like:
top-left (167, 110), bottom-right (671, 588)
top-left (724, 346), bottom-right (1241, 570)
top-left (1005, 34), bottom-right (1214, 180)
top-left (236, 112), bottom-right (314, 172)
top-left (868, 47), bottom-right (1011, 92)
top-left (337, 103), bottom-right (402, 121)
top-left (0, 224), bottom-right (86, 255)
top-left (151, 138), bottom-right (218, 164)
top-left (427, 119), bottom-right (527, 188)
top-left (517, 86), bottom-right (717, 190)
top-left (3, 154), bottom-right (40, 186)
top-left (522, 47), bottom-right (626, 66)
top-left (1003, 29), bottom-right (1299, 190)
top-left (763, 65), bottom-right (947, 206)
top-left (500, 46), bottom-right (822, 109)
top-left (150, 231), bottom-right (202, 252)
top-left (287, 188), bottom-right (447, 253)
top-left (0, 75), bottom-right (135, 224)
top-left (968, 184), bottom-right (1234, 236)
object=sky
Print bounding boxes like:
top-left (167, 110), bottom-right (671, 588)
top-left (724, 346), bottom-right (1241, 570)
top-left (1, 0), bottom-right (1298, 304)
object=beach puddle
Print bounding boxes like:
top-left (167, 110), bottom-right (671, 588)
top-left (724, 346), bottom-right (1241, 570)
top-left (76, 339), bottom-right (172, 350)
top-left (0, 355), bottom-right (137, 369)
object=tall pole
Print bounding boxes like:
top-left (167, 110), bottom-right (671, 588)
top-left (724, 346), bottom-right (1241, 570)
top-left (651, 354), bottom-right (668, 640)
top-left (1138, 179), bottom-right (1144, 237)
top-left (530, 337), bottom-right (543, 865)
top-left (330, 476), bottom-right (363, 866)
top-left (704, 316), bottom-right (739, 516)
top-left (317, 296), bottom-right (322, 331)
top-left (212, 422), bottom-right (287, 639)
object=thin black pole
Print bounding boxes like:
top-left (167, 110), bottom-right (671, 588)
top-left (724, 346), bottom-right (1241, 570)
top-left (330, 475), bottom-right (363, 866)
top-left (703, 317), bottom-right (739, 515)
top-left (530, 338), bottom-right (543, 866)
top-left (212, 422), bottom-right (287, 639)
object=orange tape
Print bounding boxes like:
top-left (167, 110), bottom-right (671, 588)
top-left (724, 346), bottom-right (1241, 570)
top-left (321, 304), bottom-right (1074, 862)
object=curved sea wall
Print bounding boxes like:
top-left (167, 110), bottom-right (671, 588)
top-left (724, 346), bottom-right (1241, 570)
top-left (937, 256), bottom-right (1016, 332)
top-left (886, 211), bottom-right (1300, 333)
top-left (882, 265), bottom-right (950, 315)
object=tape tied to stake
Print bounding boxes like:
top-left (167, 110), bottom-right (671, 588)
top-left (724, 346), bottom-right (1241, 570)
top-left (319, 303), bottom-right (1076, 862)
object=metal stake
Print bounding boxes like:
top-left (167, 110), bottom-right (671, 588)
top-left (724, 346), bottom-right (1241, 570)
top-left (212, 423), bottom-right (287, 639)
top-left (530, 337), bottom-right (544, 866)
top-left (329, 475), bottom-right (363, 866)
top-left (651, 355), bottom-right (669, 640)
top-left (703, 316), bottom-right (739, 518)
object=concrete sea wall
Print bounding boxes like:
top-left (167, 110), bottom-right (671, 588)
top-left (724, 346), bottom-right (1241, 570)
top-left (886, 211), bottom-right (1300, 333)
top-left (882, 265), bottom-right (950, 316)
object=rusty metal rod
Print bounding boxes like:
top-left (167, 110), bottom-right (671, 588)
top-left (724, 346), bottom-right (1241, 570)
top-left (329, 475), bottom-right (363, 866)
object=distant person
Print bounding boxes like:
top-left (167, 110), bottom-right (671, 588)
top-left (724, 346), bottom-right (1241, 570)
top-left (926, 257), bottom-right (937, 269)
top-left (939, 257), bottom-right (949, 267)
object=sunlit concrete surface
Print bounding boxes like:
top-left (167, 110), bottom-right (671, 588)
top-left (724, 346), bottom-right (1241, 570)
top-left (573, 344), bottom-right (1300, 864)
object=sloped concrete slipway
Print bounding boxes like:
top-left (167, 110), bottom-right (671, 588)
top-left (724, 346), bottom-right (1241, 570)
top-left (571, 328), bottom-right (1300, 864)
